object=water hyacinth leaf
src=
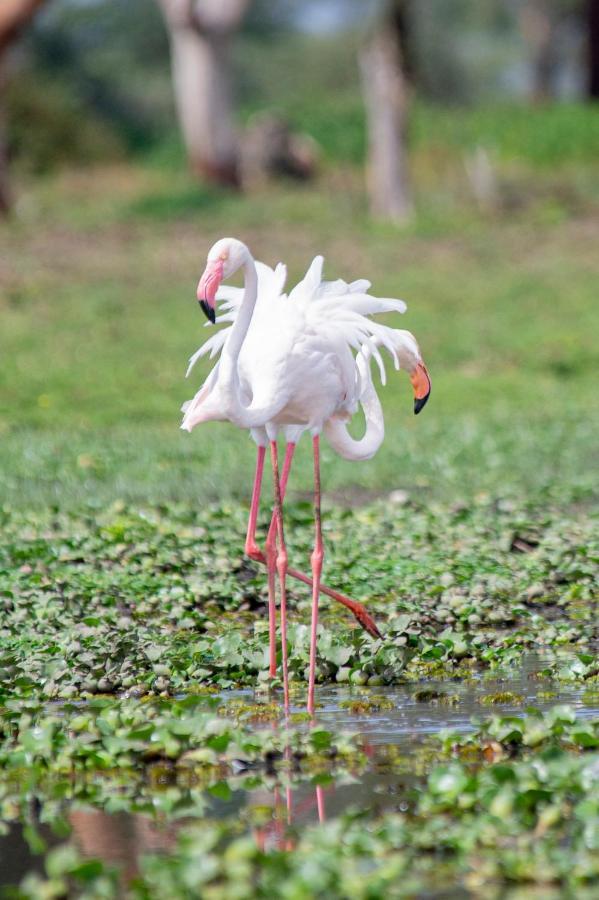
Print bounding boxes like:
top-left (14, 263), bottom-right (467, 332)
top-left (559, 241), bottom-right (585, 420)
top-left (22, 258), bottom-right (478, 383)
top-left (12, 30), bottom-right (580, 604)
top-left (571, 731), bottom-right (599, 749)
top-left (45, 844), bottom-right (81, 878)
top-left (22, 824), bottom-right (47, 855)
top-left (206, 733), bottom-right (232, 753)
top-left (0, 491), bottom-right (597, 893)
top-left (321, 645), bottom-right (353, 668)
top-left (70, 859), bottom-right (110, 881)
top-left (208, 781), bottom-right (233, 802)
top-left (428, 765), bottom-right (471, 803)
top-left (310, 730), bottom-right (333, 752)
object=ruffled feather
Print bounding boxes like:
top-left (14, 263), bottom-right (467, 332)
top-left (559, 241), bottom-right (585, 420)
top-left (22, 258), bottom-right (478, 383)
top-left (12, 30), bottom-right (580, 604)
top-left (186, 255), bottom-right (411, 391)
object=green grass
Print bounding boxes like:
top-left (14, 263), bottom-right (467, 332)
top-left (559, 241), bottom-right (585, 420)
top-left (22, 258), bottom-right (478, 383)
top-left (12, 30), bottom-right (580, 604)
top-left (1, 104), bottom-right (598, 509)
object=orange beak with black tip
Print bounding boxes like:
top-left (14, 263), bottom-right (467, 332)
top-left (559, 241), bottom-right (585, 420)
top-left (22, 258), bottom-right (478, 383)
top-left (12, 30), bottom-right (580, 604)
top-left (411, 361), bottom-right (431, 414)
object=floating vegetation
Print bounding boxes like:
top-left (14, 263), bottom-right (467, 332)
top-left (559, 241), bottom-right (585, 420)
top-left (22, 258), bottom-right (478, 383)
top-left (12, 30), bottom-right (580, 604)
top-left (478, 690), bottom-right (525, 706)
top-left (442, 705), bottom-right (599, 754)
top-left (413, 688), bottom-right (460, 705)
top-left (0, 499), bottom-right (596, 703)
top-left (218, 699), bottom-right (282, 724)
top-left (0, 696), bottom-right (363, 778)
top-left (0, 499), bottom-right (597, 896)
top-left (339, 694), bottom-right (395, 715)
top-left (7, 709), bottom-right (599, 899)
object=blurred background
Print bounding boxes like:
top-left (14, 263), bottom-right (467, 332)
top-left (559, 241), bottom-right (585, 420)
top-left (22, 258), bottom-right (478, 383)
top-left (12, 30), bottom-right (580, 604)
top-left (0, 0), bottom-right (598, 509)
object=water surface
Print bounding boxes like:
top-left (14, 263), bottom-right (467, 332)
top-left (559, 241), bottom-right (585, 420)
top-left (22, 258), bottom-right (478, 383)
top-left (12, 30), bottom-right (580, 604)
top-left (1, 655), bottom-right (597, 890)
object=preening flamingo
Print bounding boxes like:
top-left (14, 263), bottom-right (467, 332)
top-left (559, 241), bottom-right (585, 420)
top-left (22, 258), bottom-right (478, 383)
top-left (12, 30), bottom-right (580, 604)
top-left (181, 238), bottom-right (430, 714)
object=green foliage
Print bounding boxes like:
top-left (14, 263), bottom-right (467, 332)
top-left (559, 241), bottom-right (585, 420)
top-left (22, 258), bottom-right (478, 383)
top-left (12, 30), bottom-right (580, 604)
top-left (9, 0), bottom-right (599, 174)
top-left (0, 695), bottom-right (360, 775)
top-left (5, 710), bottom-right (598, 898)
top-left (0, 498), bottom-right (595, 702)
top-left (443, 704), bottom-right (599, 754)
top-left (412, 102), bottom-right (599, 167)
top-left (6, 74), bottom-right (126, 174)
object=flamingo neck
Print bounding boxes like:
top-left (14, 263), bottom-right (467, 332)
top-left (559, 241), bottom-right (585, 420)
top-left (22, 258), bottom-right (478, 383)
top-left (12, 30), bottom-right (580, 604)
top-left (225, 253), bottom-right (258, 361)
top-left (323, 351), bottom-right (385, 461)
top-left (219, 251), bottom-right (258, 421)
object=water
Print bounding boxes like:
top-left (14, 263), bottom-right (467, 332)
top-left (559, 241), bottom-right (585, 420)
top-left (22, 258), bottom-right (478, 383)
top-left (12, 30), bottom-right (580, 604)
top-left (316, 653), bottom-right (598, 746)
top-left (1, 655), bottom-right (597, 888)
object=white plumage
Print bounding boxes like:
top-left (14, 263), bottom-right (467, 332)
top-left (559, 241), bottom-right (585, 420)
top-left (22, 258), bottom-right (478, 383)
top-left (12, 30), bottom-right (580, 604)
top-left (182, 247), bottom-right (426, 457)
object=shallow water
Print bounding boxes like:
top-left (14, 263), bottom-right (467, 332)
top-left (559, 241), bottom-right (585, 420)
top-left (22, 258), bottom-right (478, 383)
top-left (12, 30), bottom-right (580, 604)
top-left (1, 654), bottom-right (598, 890)
top-left (316, 652), bottom-right (598, 746)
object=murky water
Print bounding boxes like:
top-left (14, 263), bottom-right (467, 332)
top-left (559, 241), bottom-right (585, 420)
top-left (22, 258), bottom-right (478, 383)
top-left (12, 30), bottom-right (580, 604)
top-left (316, 653), bottom-right (598, 746)
top-left (1, 655), bottom-right (598, 889)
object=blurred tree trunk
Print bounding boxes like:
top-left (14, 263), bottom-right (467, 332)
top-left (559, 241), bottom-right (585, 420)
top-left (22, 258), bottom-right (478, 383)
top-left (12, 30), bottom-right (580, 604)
top-left (359, 0), bottom-right (411, 223)
top-left (589, 0), bottom-right (599, 98)
top-left (519, 1), bottom-right (560, 101)
top-left (157, 0), bottom-right (251, 187)
top-left (0, 0), bottom-right (48, 213)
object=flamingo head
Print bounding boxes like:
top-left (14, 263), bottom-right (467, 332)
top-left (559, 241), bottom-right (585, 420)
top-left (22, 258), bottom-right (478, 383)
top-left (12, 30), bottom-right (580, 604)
top-left (411, 361), bottom-right (431, 414)
top-left (197, 237), bottom-right (248, 323)
top-left (392, 330), bottom-right (431, 415)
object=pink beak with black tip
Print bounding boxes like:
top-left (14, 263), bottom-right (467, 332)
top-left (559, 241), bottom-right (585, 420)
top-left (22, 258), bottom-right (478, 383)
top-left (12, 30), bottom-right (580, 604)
top-left (197, 258), bottom-right (224, 324)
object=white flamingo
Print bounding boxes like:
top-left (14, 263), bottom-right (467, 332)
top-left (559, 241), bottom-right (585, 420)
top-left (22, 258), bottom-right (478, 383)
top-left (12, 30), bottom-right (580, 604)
top-left (181, 238), bottom-right (430, 714)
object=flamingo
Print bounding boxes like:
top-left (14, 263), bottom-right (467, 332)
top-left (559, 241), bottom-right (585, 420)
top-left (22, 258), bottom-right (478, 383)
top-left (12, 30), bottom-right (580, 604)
top-left (181, 238), bottom-right (430, 714)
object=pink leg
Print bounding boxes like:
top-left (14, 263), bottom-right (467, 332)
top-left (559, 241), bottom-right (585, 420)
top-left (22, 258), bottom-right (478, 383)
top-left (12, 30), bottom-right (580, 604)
top-left (270, 440), bottom-right (290, 711)
top-left (245, 445), bottom-right (266, 560)
top-left (316, 785), bottom-right (326, 824)
top-left (266, 444), bottom-right (293, 704)
top-left (264, 543), bottom-right (278, 678)
top-left (273, 785), bottom-right (283, 847)
top-left (244, 446), bottom-right (278, 679)
top-left (282, 741), bottom-right (293, 841)
top-left (266, 442), bottom-right (295, 548)
top-left (307, 435), bottom-right (324, 716)
top-left (245, 445), bottom-right (383, 642)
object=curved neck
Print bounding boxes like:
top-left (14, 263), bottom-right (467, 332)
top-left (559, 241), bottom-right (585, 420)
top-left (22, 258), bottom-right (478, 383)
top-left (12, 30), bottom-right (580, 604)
top-left (219, 251), bottom-right (257, 418)
top-left (219, 251), bottom-right (281, 427)
top-left (324, 353), bottom-right (384, 461)
top-left (223, 252), bottom-right (258, 363)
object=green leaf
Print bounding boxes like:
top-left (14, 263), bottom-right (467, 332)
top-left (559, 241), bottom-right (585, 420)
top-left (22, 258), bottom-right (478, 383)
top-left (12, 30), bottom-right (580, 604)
top-left (310, 730), bottom-right (332, 751)
top-left (206, 733), bottom-right (231, 753)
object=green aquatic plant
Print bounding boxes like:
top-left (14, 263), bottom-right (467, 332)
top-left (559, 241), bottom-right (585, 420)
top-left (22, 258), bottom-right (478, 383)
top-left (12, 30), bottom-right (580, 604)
top-left (0, 696), bottom-right (364, 779)
top-left (339, 694), bottom-right (395, 715)
top-left (12, 710), bottom-right (599, 899)
top-left (478, 691), bottom-right (525, 706)
top-left (413, 688), bottom-right (460, 705)
top-left (0, 499), bottom-right (596, 702)
top-left (442, 705), bottom-right (599, 756)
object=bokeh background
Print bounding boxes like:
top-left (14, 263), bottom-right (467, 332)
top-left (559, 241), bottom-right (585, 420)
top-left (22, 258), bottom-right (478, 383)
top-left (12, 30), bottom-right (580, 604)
top-left (1, 0), bottom-right (598, 509)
